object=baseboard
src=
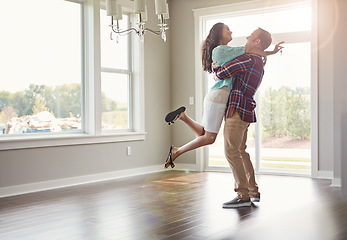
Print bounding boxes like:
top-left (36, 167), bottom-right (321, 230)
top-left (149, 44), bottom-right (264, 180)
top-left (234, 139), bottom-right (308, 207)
top-left (316, 170), bottom-right (333, 179)
top-left (0, 164), bottom-right (166, 198)
top-left (331, 178), bottom-right (342, 187)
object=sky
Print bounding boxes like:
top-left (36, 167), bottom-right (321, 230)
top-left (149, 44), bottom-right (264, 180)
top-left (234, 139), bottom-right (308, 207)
top-left (0, 0), bottom-right (130, 104)
top-left (0, 0), bottom-right (82, 93)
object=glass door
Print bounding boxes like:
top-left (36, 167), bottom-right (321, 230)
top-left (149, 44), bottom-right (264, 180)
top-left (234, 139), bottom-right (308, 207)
top-left (204, 3), bottom-right (312, 176)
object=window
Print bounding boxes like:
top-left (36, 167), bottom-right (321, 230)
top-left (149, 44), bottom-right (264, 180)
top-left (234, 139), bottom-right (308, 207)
top-left (0, 0), bottom-right (145, 150)
top-left (0, 0), bottom-right (82, 135)
top-left (100, 10), bottom-right (132, 132)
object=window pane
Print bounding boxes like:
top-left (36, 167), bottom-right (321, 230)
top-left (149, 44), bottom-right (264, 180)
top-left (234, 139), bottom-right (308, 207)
top-left (205, 6), bottom-right (312, 176)
top-left (0, 0), bottom-right (82, 135)
top-left (100, 10), bottom-right (130, 70)
top-left (259, 42), bottom-right (311, 175)
top-left (101, 73), bottom-right (130, 130)
top-left (205, 6), bottom-right (311, 38)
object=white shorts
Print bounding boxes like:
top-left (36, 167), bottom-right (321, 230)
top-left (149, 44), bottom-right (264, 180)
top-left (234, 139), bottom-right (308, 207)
top-left (202, 86), bottom-right (231, 133)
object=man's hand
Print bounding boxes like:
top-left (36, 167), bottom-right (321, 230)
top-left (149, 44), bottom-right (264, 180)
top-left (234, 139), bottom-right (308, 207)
top-left (213, 73), bottom-right (219, 81)
top-left (212, 61), bottom-right (220, 71)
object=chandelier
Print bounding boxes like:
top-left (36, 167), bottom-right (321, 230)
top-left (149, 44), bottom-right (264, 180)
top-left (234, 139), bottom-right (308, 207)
top-left (106, 0), bottom-right (169, 42)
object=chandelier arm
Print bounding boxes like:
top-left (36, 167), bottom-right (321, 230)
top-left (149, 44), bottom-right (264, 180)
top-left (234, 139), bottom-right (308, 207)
top-left (112, 27), bottom-right (139, 35)
top-left (144, 28), bottom-right (161, 35)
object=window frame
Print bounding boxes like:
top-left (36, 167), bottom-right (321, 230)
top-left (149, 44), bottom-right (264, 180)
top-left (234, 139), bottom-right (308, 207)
top-left (100, 10), bottom-right (133, 133)
top-left (0, 0), bottom-right (146, 150)
top-left (193, 0), bottom-right (318, 177)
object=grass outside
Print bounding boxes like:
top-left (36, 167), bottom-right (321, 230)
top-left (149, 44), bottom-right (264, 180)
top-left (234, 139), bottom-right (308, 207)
top-left (102, 109), bottom-right (128, 129)
top-left (209, 154), bottom-right (311, 170)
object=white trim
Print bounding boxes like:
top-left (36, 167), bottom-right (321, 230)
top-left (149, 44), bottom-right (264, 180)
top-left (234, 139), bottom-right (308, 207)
top-left (194, 14), bottom-right (205, 172)
top-left (193, 0), bottom-right (309, 18)
top-left (316, 170), bottom-right (333, 179)
top-left (0, 164), bottom-right (165, 198)
top-left (101, 67), bottom-right (132, 74)
top-left (0, 132), bottom-right (146, 150)
top-left (132, 19), bottom-right (145, 133)
top-left (331, 178), bottom-right (342, 187)
top-left (310, 0), bottom-right (319, 179)
top-left (84, 0), bottom-right (101, 135)
top-left (205, 166), bottom-right (232, 173)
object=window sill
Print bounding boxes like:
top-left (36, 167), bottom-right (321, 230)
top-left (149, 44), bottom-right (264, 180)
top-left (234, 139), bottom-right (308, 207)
top-left (0, 132), bottom-right (147, 151)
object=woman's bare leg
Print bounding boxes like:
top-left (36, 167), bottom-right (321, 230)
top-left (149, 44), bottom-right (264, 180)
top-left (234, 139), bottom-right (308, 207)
top-left (165, 131), bottom-right (217, 168)
top-left (178, 111), bottom-right (205, 136)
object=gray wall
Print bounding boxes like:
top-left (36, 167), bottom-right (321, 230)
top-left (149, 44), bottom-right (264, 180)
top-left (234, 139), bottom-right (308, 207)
top-left (0, 0), bottom-right (346, 193)
top-left (333, 0), bottom-right (347, 194)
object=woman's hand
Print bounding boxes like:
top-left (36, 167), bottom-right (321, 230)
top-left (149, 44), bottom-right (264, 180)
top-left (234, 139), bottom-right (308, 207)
top-left (264, 41), bottom-right (285, 56)
top-left (273, 41), bottom-right (285, 54)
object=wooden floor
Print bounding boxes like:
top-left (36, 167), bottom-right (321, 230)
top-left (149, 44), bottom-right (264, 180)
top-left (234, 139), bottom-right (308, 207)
top-left (0, 171), bottom-right (346, 240)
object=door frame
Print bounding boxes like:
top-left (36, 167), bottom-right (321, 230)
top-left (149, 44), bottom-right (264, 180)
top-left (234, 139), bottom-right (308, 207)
top-left (193, 0), bottom-right (318, 177)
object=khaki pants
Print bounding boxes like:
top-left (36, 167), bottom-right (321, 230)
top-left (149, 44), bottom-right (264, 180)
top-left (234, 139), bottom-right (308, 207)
top-left (224, 112), bottom-right (260, 200)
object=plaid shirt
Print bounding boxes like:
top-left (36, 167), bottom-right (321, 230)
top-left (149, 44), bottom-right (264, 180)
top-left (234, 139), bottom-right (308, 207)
top-left (215, 53), bottom-right (264, 123)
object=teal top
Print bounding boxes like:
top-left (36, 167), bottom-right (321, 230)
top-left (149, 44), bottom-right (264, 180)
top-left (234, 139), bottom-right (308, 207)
top-left (210, 45), bottom-right (246, 91)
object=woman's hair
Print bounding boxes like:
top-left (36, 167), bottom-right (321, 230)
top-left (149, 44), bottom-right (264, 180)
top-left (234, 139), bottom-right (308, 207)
top-left (201, 22), bottom-right (225, 73)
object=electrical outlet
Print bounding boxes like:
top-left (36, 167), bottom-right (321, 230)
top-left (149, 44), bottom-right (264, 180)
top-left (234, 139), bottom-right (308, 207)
top-left (127, 146), bottom-right (131, 156)
top-left (189, 97), bottom-right (194, 105)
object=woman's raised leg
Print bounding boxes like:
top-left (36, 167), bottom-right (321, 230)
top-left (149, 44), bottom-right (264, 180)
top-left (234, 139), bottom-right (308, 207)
top-left (165, 131), bottom-right (217, 168)
top-left (178, 111), bottom-right (206, 136)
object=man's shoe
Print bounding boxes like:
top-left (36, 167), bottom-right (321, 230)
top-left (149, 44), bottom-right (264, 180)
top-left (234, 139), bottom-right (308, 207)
top-left (222, 197), bottom-right (251, 208)
top-left (250, 195), bottom-right (260, 202)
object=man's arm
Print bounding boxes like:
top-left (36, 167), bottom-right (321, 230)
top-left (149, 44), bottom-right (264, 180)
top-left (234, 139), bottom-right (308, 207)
top-left (214, 55), bottom-right (252, 80)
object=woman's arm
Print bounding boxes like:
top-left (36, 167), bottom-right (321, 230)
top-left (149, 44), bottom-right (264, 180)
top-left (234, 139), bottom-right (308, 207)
top-left (246, 41), bottom-right (285, 56)
top-left (265, 41), bottom-right (285, 56)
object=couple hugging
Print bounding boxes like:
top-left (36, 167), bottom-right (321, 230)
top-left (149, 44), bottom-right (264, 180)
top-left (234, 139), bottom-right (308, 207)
top-left (165, 23), bottom-right (284, 208)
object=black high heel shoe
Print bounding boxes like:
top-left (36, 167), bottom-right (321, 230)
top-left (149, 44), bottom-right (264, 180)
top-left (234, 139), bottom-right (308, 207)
top-left (165, 106), bottom-right (186, 125)
top-left (165, 145), bottom-right (175, 169)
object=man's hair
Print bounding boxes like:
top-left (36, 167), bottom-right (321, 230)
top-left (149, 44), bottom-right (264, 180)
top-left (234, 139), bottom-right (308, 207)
top-left (257, 28), bottom-right (272, 50)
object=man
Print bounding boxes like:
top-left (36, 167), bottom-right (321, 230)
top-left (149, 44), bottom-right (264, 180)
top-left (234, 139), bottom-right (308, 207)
top-left (212, 28), bottom-right (274, 208)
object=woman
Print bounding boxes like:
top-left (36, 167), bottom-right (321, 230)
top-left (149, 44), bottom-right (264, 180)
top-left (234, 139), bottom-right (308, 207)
top-left (165, 23), bottom-right (283, 168)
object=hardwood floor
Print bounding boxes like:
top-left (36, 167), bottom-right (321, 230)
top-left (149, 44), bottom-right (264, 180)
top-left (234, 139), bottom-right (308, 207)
top-left (0, 171), bottom-right (345, 240)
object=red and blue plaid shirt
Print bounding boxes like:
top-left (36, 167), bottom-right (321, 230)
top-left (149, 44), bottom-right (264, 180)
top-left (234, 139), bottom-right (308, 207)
top-left (215, 53), bottom-right (264, 123)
